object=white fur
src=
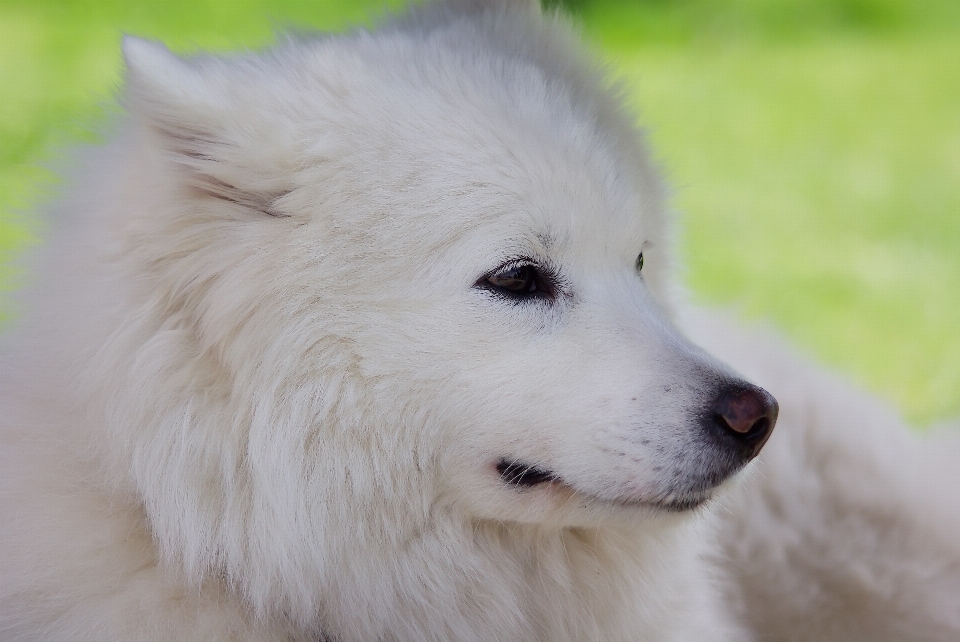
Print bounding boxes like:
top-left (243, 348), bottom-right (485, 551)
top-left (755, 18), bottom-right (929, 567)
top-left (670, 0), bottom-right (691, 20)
top-left (2, 1), bottom-right (958, 640)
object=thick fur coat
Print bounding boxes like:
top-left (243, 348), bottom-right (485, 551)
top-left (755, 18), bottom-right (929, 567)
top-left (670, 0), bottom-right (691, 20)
top-left (2, 1), bottom-right (959, 640)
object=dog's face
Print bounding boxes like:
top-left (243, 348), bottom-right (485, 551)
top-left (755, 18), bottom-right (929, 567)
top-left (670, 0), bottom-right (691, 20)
top-left (327, 103), bottom-right (779, 526)
top-left (116, 8), bottom-right (775, 607)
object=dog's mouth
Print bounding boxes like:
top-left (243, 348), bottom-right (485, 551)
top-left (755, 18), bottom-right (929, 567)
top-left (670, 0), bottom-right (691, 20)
top-left (495, 459), bottom-right (559, 487)
top-left (495, 458), bottom-right (713, 512)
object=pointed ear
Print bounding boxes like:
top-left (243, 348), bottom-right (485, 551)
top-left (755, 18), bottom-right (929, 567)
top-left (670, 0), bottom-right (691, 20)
top-left (122, 36), bottom-right (219, 136)
top-left (123, 37), bottom-right (206, 104)
top-left (122, 36), bottom-right (290, 217)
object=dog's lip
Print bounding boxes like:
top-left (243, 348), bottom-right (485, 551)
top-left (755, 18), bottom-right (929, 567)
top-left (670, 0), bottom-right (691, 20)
top-left (607, 491), bottom-right (713, 512)
top-left (574, 484), bottom-right (714, 512)
top-left (495, 458), bottom-right (713, 512)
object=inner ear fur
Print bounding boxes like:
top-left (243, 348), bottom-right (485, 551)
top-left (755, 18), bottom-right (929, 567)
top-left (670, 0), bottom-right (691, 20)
top-left (122, 36), bottom-right (291, 218)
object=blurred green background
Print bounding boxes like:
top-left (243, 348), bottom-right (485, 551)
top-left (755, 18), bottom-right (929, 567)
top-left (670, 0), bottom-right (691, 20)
top-left (0, 0), bottom-right (958, 423)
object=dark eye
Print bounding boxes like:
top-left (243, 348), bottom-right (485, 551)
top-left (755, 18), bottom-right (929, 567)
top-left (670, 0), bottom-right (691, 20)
top-left (488, 265), bottom-right (536, 292)
top-left (478, 262), bottom-right (555, 300)
top-left (636, 252), bottom-right (644, 273)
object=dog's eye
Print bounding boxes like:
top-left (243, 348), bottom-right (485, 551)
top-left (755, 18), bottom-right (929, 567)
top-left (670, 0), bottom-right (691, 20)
top-left (488, 266), bottom-right (536, 292)
top-left (636, 252), bottom-right (644, 273)
top-left (478, 262), bottom-right (555, 300)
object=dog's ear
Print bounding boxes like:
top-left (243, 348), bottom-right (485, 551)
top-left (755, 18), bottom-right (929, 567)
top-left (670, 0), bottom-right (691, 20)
top-left (122, 37), bottom-right (290, 217)
top-left (122, 37), bottom-right (205, 106)
top-left (122, 37), bottom-right (221, 150)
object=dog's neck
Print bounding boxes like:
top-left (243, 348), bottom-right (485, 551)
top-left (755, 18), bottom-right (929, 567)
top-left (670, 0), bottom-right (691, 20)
top-left (283, 514), bottom-right (741, 642)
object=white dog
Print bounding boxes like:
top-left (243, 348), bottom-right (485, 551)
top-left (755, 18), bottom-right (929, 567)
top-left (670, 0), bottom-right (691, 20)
top-left (1, 0), bottom-right (958, 640)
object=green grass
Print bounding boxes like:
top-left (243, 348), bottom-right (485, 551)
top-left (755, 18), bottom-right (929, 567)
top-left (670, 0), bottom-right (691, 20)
top-left (1, 0), bottom-right (958, 423)
top-left (615, 38), bottom-right (960, 424)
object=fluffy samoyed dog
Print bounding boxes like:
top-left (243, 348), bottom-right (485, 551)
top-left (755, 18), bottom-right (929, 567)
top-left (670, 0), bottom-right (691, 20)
top-left (2, 0), bottom-right (959, 640)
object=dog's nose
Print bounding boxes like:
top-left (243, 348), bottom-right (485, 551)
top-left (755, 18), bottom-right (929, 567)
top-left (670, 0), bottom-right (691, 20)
top-left (711, 385), bottom-right (778, 460)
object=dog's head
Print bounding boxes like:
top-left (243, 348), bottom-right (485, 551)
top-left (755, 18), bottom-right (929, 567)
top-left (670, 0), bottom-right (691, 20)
top-left (108, 0), bottom-right (775, 623)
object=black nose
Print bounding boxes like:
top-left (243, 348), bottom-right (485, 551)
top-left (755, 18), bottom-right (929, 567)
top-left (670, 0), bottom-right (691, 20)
top-left (710, 384), bottom-right (778, 460)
